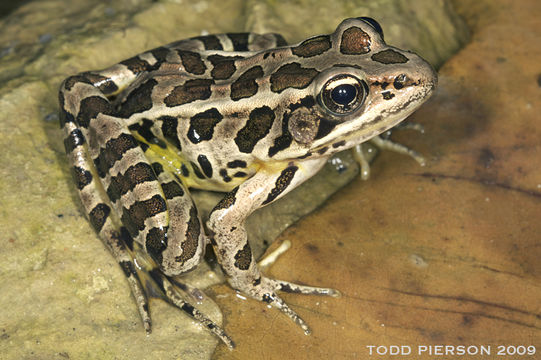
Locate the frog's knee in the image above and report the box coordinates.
[158,207,207,276]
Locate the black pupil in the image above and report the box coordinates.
[331,84,357,106]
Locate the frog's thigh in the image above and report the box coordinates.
[207,158,327,286]
[86,113,204,277]
[62,112,152,331]
[149,167,206,276]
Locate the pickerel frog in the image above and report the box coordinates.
[59,17,437,348]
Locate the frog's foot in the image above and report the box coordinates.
[256,241,340,332]
[133,246,234,349]
[353,122,426,180]
[146,268,235,349]
[257,240,340,296]
[235,276,340,335]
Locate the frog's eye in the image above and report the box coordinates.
[357,17,384,40]
[319,75,367,115]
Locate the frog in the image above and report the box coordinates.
[59,17,437,348]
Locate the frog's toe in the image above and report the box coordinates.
[138,266,235,349]
[241,276,339,334]
[369,124,427,166]
[260,291,312,335]
[257,240,291,270]
[161,276,235,349]
[352,128,426,180]
[257,242,340,298]
[276,279,341,297]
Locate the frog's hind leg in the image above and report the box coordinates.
[166,31,287,53]
[59,83,153,332]
[60,77,232,347]
[133,147,235,349]
[133,259,235,349]
[159,275,235,349]
[106,227,153,332]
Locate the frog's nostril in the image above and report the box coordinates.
[393,74,407,90]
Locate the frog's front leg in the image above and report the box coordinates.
[353,122,426,180]
[208,158,339,334]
